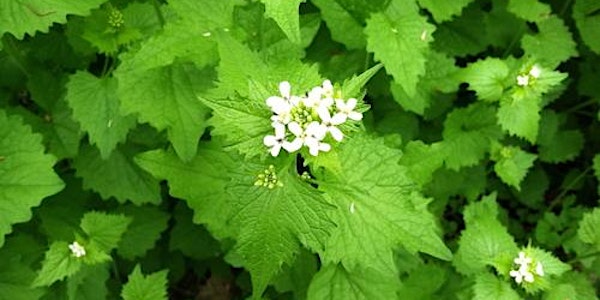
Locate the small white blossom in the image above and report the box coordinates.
[334,98,363,122]
[68,241,86,258]
[529,65,542,78]
[263,123,287,157]
[514,251,532,265]
[535,262,544,276]
[318,106,344,142]
[516,75,530,86]
[509,251,543,285]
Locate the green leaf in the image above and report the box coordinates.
[116,205,170,260]
[491,144,537,190]
[32,241,83,287]
[521,16,578,68]
[0,111,64,246]
[320,134,451,274]
[396,264,448,298]
[306,263,399,300]
[573,0,600,54]
[454,193,519,275]
[507,0,550,22]
[66,71,136,159]
[497,95,540,143]
[260,0,304,44]
[391,51,460,114]
[417,0,475,22]
[168,203,221,260]
[537,110,584,163]
[0,257,45,300]
[398,141,445,187]
[66,264,110,300]
[0,0,106,39]
[341,64,383,100]
[135,145,236,240]
[441,103,503,170]
[312,0,366,49]
[227,161,335,296]
[121,265,168,300]
[365,0,436,97]
[460,58,510,102]
[578,208,600,251]
[432,4,489,56]
[73,144,162,205]
[426,165,487,202]
[473,273,520,300]
[115,62,213,162]
[80,211,131,253]
[273,248,317,299]
[594,154,600,196]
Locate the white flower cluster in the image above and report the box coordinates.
[68,241,86,258]
[517,64,542,87]
[263,80,363,157]
[509,251,544,284]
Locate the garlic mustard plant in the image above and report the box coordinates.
[516,64,542,87]
[509,251,544,284]
[263,80,363,156]
[68,241,86,258]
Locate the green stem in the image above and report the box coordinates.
[559,0,574,17]
[565,99,597,114]
[546,166,592,212]
[567,251,600,264]
[1,34,30,76]
[112,260,121,283]
[152,0,165,28]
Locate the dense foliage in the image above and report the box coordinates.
[1,0,600,299]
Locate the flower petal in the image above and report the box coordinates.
[263,135,277,147]
[319,142,331,152]
[283,139,303,152]
[288,122,303,136]
[273,122,286,138]
[346,98,357,109]
[270,144,282,156]
[329,126,344,141]
[317,106,331,122]
[348,111,363,121]
[279,81,291,99]
[331,113,347,124]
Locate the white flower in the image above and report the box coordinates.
[68,241,86,258]
[509,269,525,284]
[517,74,529,86]
[529,65,541,78]
[288,121,330,156]
[322,80,334,98]
[514,251,532,266]
[334,98,363,122]
[317,106,344,142]
[263,123,287,157]
[303,86,323,108]
[535,262,544,276]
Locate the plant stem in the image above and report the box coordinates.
[567,251,600,264]
[559,0,574,17]
[547,166,592,212]
[152,0,165,28]
[565,98,597,114]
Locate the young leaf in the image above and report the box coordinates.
[0,111,64,247]
[116,205,170,260]
[432,5,489,56]
[507,0,550,22]
[121,265,168,300]
[306,263,399,300]
[365,0,436,97]
[73,144,162,205]
[319,134,452,274]
[115,63,214,162]
[473,273,520,300]
[497,94,540,143]
[227,161,335,297]
[311,0,366,49]
[491,144,537,190]
[453,193,519,275]
[460,58,510,102]
[66,264,110,300]
[537,110,584,163]
[260,0,305,44]
[0,0,106,39]
[66,71,136,159]
[578,208,600,250]
[441,103,503,170]
[80,212,132,253]
[32,241,83,287]
[521,16,578,68]
[417,0,475,22]
[399,141,445,187]
[573,0,600,54]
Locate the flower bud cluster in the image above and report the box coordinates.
[108,9,124,28]
[509,251,544,284]
[254,165,283,189]
[516,64,541,87]
[263,80,363,157]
